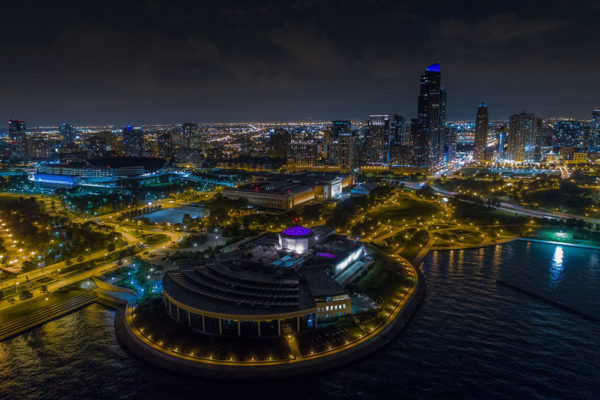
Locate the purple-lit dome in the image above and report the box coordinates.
[281,225,312,237]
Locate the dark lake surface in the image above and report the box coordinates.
[1,240,599,399]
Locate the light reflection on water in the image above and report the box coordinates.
[0,240,599,400]
[551,246,564,286]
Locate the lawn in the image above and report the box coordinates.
[173,234,207,249]
[451,199,531,236]
[372,196,443,225]
[433,229,484,247]
[348,248,412,304]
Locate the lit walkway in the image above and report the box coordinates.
[0,291,98,341]
[122,256,420,367]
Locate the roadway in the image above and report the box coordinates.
[431,186,600,224]
[0,224,184,312]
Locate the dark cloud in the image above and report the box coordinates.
[431,13,569,46]
[0,0,598,125]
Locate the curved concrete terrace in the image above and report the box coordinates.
[115,257,426,379]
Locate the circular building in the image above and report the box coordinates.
[278,225,313,254]
[86,156,168,178]
[163,262,351,337]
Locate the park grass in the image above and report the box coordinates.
[371,196,443,225]
[348,248,412,304]
[140,233,169,245]
[399,245,422,263]
[173,234,207,249]
[434,229,484,247]
[459,167,491,176]
[451,200,532,237]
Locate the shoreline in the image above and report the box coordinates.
[114,260,426,380]
[515,237,600,250]
[413,236,517,266]
[411,235,600,271]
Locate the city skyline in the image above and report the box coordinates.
[1,1,599,125]
[1,2,599,398]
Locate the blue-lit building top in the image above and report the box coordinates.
[425,63,440,72]
[32,174,78,186]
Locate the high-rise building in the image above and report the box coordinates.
[553,120,585,147]
[158,132,175,160]
[391,114,408,145]
[87,135,107,158]
[440,87,447,126]
[507,112,542,162]
[8,119,26,160]
[326,120,351,166]
[410,63,444,170]
[364,115,390,164]
[122,125,145,157]
[181,123,200,147]
[590,107,600,151]
[269,128,290,159]
[331,120,351,137]
[59,123,74,145]
[473,103,489,161]
[287,134,318,167]
[8,119,26,139]
[338,132,358,170]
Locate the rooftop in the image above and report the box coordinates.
[281,225,312,237]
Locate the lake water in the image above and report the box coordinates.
[1,240,598,399]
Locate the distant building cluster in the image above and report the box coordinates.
[1,62,599,171]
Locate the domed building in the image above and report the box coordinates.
[277,225,335,255]
[162,224,368,337]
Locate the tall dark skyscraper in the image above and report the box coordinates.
[60,123,74,145]
[8,119,26,139]
[8,119,26,160]
[440,87,447,126]
[553,120,585,147]
[391,114,407,145]
[338,132,358,171]
[87,135,107,158]
[158,132,175,160]
[364,115,390,165]
[410,63,444,171]
[326,120,351,165]
[269,128,290,159]
[331,120,351,137]
[507,112,542,162]
[591,107,600,151]
[122,125,145,157]
[287,133,318,167]
[473,103,489,161]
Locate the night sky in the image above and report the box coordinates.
[1,0,599,125]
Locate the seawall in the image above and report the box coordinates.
[114,265,426,380]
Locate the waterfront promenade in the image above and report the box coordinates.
[0,292,98,341]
